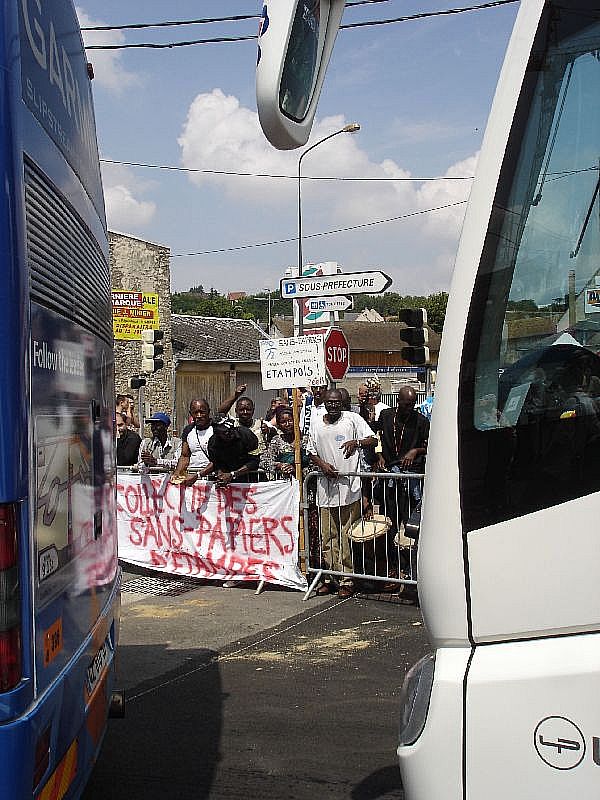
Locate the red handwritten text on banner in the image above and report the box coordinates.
[116,474,306,590]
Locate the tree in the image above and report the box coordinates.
[507,299,538,312]
[171,286,450,331]
[345,291,447,332]
[423,292,448,333]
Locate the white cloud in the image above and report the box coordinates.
[104,185,156,229]
[101,163,156,230]
[77,7,140,92]
[176,89,477,293]
[178,89,295,193]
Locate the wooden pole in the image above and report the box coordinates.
[292,387,306,573]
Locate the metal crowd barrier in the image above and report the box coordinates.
[302,469,423,601]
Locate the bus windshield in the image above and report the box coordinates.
[459,2,600,529]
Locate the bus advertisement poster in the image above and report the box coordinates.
[112,291,159,340]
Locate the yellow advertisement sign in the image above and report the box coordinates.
[112,291,159,340]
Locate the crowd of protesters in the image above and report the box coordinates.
[115,379,430,598]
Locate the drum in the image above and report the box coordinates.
[347,514,392,542]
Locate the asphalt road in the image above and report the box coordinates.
[84,573,429,800]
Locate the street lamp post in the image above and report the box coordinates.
[263,287,272,334]
[296,122,360,337]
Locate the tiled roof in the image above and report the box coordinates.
[505,316,556,340]
[172,315,268,362]
[273,319,441,353]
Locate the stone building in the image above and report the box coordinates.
[109,231,173,424]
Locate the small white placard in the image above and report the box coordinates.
[260,335,326,389]
[584,287,600,314]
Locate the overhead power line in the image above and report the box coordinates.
[101,158,594,183]
[79,1,392,32]
[81,13,258,32]
[100,157,474,182]
[341,0,517,29]
[171,200,467,258]
[84,0,518,50]
[85,34,255,49]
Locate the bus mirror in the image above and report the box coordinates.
[256,0,345,150]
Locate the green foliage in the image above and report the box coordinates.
[423,292,449,333]
[507,299,538,311]
[172,291,245,319]
[171,287,449,332]
[350,291,448,333]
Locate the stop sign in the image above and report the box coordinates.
[324,328,350,381]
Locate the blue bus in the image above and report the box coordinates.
[0,1,120,797]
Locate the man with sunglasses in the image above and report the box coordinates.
[308,389,376,598]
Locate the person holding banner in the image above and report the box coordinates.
[307,389,377,598]
[138,412,182,471]
[171,398,215,484]
[208,416,260,486]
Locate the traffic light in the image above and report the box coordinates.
[399,308,429,364]
[141,329,165,373]
[128,375,147,390]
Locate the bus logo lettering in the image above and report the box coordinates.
[534,717,586,770]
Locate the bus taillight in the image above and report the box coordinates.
[0,629,21,691]
[0,505,21,691]
[0,505,17,570]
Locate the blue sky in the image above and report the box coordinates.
[78,1,519,295]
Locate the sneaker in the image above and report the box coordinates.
[223,579,241,588]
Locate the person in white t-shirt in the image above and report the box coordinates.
[171,398,214,484]
[308,389,377,598]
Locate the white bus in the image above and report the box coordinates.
[257,0,600,796]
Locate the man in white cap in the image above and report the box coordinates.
[138,412,182,471]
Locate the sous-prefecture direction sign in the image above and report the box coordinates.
[281,270,392,299]
[260,335,326,389]
[112,291,159,340]
[306,296,352,313]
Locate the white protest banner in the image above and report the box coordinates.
[259,335,326,389]
[116,473,307,591]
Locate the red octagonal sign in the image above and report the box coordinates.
[324,328,350,381]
